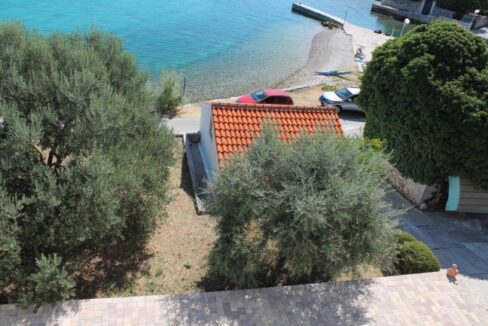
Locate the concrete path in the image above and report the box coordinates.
[2,271,487,326]
[163,117,201,136]
[387,191,488,278]
[344,22,391,62]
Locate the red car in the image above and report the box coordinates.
[237,89,294,105]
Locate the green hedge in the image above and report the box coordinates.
[396,231,417,245]
[359,21,488,189]
[393,232,441,275]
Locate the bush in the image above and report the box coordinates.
[206,126,398,288]
[396,231,417,244]
[359,21,488,189]
[156,72,184,117]
[0,22,174,304]
[393,232,441,274]
[19,255,75,306]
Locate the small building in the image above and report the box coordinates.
[446,177,488,214]
[197,102,343,180]
[185,102,343,212]
[372,0,488,30]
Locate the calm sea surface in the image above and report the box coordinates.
[0,0,407,100]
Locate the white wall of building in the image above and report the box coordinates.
[198,103,219,181]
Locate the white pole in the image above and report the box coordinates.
[471,9,480,30]
[401,18,410,37]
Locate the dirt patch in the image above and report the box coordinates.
[288,74,361,107]
[105,144,217,297]
[177,103,201,118]
[334,265,383,282]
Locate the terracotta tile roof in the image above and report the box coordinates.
[211,103,343,167]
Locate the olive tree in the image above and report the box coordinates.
[205,126,397,288]
[0,22,174,304]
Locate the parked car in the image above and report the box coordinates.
[237,89,294,105]
[319,87,361,112]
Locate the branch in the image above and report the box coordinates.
[32,145,45,164]
[47,149,55,167]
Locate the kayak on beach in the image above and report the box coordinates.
[315,70,353,76]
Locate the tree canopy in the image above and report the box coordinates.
[359,21,488,189]
[205,127,397,288]
[0,22,174,304]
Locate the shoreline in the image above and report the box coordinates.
[179,20,391,114]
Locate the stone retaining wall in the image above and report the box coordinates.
[381,0,422,13]
[388,166,438,206]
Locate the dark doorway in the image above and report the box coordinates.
[422,0,435,15]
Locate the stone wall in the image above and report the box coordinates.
[388,166,438,206]
[431,7,471,22]
[381,0,423,13]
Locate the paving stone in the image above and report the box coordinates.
[435,247,488,274]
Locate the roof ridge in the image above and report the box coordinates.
[212,102,337,113]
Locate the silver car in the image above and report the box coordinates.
[319,87,361,112]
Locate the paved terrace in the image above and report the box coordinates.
[388,191,488,278]
[1,271,487,325]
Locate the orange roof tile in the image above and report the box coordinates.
[211,103,344,168]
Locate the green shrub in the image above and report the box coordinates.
[19,255,75,307]
[394,232,441,274]
[156,72,184,117]
[396,231,417,244]
[362,138,386,152]
[206,126,398,288]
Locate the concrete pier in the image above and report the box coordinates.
[292,2,344,27]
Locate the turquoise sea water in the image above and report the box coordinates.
[0,0,407,100]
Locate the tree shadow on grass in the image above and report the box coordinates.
[180,153,195,198]
[74,243,153,299]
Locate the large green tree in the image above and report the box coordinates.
[359,21,488,189]
[0,22,174,304]
[205,127,397,288]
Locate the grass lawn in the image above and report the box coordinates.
[103,143,217,297]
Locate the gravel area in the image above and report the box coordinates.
[276,27,357,89]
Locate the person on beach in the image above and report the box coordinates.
[447,264,459,285]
